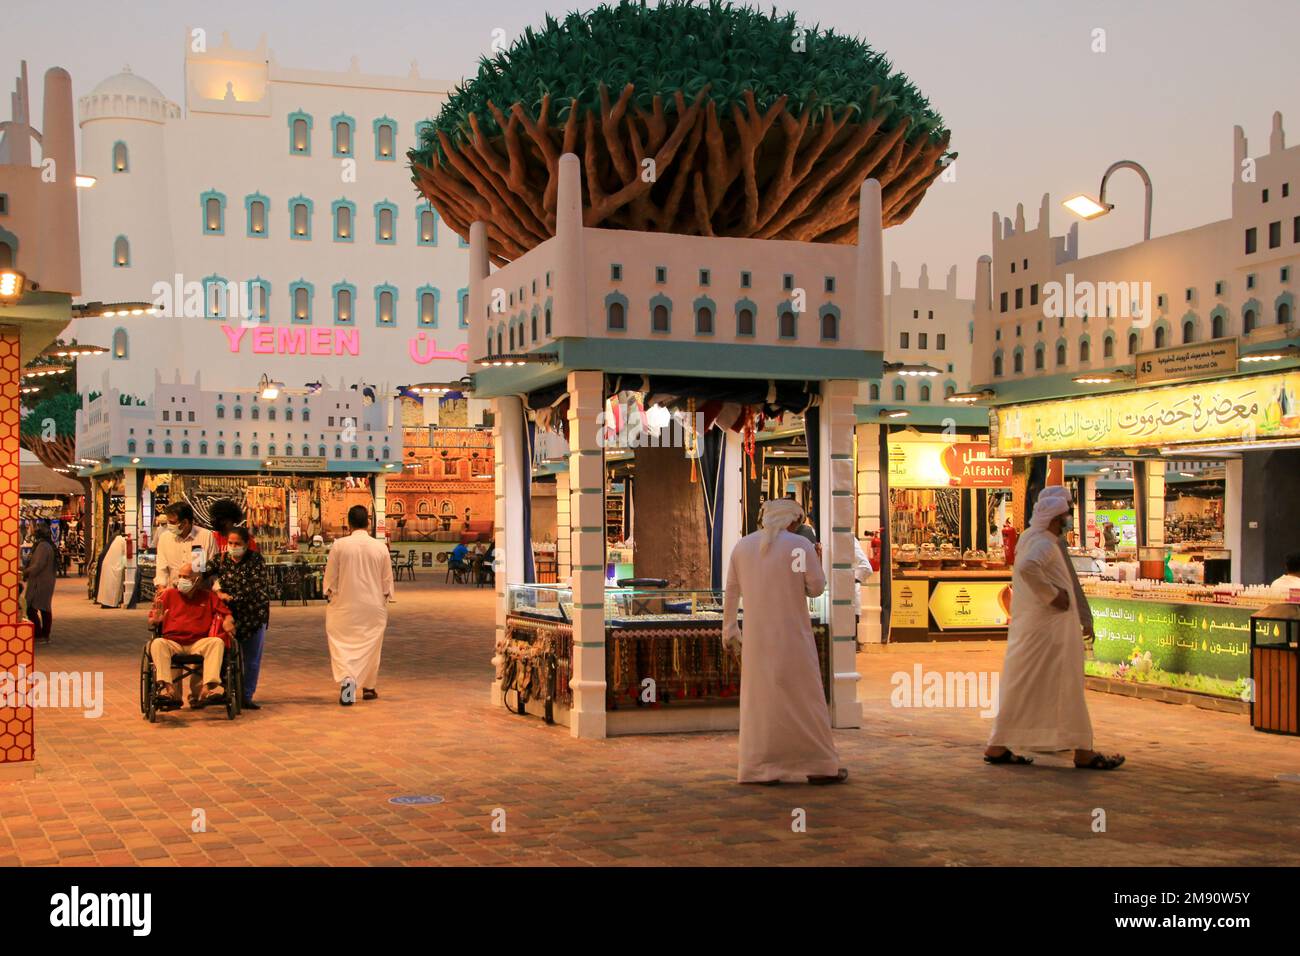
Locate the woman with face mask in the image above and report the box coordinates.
[213,527,272,709]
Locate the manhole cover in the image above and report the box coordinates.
[389,795,445,805]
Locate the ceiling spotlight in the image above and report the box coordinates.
[946,389,996,404]
[878,408,910,419]
[71,301,159,318]
[75,174,97,188]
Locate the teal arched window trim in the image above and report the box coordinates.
[374,283,399,327]
[112,140,129,173]
[458,288,470,328]
[331,198,357,243]
[373,116,397,161]
[244,192,270,238]
[331,113,355,157]
[1274,291,1295,324]
[776,299,798,340]
[113,234,130,268]
[818,302,841,341]
[288,195,314,240]
[290,279,314,325]
[202,274,230,319]
[288,110,313,155]
[332,280,357,325]
[247,277,271,323]
[416,202,438,246]
[112,327,129,360]
[416,285,440,327]
[648,293,672,334]
[693,295,717,336]
[374,200,398,244]
[605,291,630,332]
[200,188,226,235]
[735,297,758,337]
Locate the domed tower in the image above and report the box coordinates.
[75,66,180,393]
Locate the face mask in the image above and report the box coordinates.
[176,579,195,594]
[228,546,246,559]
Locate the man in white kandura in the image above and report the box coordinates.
[723,497,846,786]
[985,486,1125,770]
[323,505,394,706]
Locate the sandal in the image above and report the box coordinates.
[1075,753,1125,770]
[984,750,1034,765]
[808,768,849,785]
[199,685,226,705]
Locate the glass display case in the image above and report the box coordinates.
[504,583,827,625]
[499,584,831,719]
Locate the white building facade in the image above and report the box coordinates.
[70,31,476,412]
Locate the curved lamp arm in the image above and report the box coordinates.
[1098,160,1153,241]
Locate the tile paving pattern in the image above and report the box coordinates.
[2,577,1298,866]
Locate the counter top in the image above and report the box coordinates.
[893,568,1012,580]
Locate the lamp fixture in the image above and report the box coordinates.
[1062,160,1154,241]
[475,352,559,367]
[1073,370,1135,385]
[884,361,942,377]
[0,268,26,299]
[258,373,285,400]
[71,301,160,318]
[42,343,109,359]
[75,174,97,188]
[22,365,71,379]
[878,408,910,419]
[946,389,997,404]
[1240,345,1300,363]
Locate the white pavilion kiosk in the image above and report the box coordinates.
[470,154,885,738]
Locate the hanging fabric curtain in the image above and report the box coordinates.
[803,404,821,538]
[699,427,726,590]
[522,411,536,583]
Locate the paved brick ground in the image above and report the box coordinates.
[1,575,1298,866]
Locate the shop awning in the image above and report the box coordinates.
[20,459,84,496]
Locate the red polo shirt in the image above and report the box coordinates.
[151,587,232,648]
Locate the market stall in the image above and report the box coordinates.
[883,432,1014,641]
[501,584,831,732]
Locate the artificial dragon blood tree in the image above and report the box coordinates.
[409,0,953,264]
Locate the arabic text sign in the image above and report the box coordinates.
[887,439,1011,488]
[890,580,929,629]
[264,456,327,471]
[994,370,1300,456]
[929,581,1011,630]
[1136,337,1238,386]
[1088,596,1251,683]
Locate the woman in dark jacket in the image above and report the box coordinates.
[22,523,57,643]
[213,527,272,709]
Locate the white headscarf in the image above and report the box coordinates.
[1030,486,1071,531]
[758,498,804,553]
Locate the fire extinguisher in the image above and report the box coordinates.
[1001,521,1019,567]
[869,529,883,570]
[126,534,134,561]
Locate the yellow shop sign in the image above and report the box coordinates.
[993,370,1300,456]
[929,581,1012,630]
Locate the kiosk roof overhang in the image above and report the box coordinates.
[470,338,883,399]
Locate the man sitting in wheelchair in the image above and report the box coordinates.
[147,562,236,708]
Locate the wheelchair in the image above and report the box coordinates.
[139,625,244,722]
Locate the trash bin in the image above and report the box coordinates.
[1250,603,1300,736]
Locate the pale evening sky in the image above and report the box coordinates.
[4,0,1298,296]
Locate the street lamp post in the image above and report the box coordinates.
[1062,160,1154,241]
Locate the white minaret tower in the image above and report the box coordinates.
[74,66,181,395]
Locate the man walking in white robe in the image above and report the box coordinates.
[723,498,846,785]
[95,527,127,608]
[324,505,393,705]
[985,486,1125,770]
